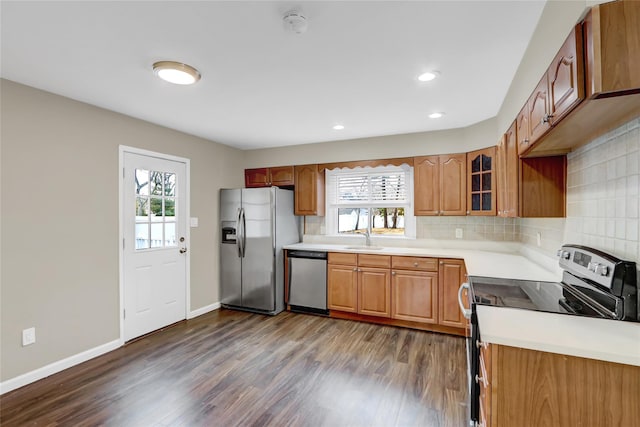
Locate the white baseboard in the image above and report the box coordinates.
[188,301,220,319]
[0,339,122,395]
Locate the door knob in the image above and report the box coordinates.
[179,248,188,254]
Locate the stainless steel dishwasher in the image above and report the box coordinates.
[287,250,328,315]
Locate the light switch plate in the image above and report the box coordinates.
[22,327,36,346]
[455,228,463,239]
[190,217,199,227]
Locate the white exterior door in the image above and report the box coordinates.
[122,150,188,341]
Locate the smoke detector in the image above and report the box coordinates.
[283,10,308,34]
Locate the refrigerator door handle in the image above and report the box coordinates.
[240,207,247,258]
[236,207,242,258]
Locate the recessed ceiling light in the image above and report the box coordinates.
[333,124,345,130]
[428,112,445,119]
[418,71,440,82]
[153,61,201,85]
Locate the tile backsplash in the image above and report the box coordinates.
[304,117,640,263]
[561,117,639,262]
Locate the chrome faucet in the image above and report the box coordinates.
[364,228,371,247]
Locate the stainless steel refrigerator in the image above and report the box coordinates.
[220,187,301,315]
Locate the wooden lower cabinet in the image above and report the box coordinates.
[328,252,466,335]
[327,263,357,313]
[480,344,640,427]
[391,270,437,323]
[327,253,390,317]
[358,267,391,317]
[438,259,468,328]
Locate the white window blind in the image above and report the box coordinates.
[335,170,408,206]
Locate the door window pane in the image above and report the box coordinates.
[482,173,491,191]
[165,223,176,246]
[135,223,150,249]
[134,169,179,250]
[135,169,149,195]
[164,173,176,196]
[150,223,163,248]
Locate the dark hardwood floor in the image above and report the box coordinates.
[0,309,468,426]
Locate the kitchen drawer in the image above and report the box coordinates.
[391,256,438,271]
[358,254,391,268]
[328,252,357,265]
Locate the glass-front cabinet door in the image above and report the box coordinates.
[467,147,496,216]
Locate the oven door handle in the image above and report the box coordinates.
[458,282,472,319]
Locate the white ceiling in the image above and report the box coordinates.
[1,1,546,150]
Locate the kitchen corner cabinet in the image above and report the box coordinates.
[467,147,496,216]
[497,121,566,218]
[438,258,467,329]
[479,343,640,426]
[294,164,325,216]
[245,166,294,188]
[414,153,466,216]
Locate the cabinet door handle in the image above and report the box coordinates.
[391,271,396,276]
[413,262,419,267]
[353,267,358,272]
[541,114,553,124]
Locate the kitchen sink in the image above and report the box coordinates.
[344,246,384,250]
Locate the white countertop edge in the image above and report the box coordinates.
[477,305,640,367]
[481,335,640,367]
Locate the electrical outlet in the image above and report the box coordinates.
[536,232,542,247]
[455,228,463,239]
[22,327,36,346]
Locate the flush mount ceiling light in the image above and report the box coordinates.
[153,61,201,85]
[333,124,345,130]
[418,71,440,82]
[428,112,445,119]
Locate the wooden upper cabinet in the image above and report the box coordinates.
[414,156,440,215]
[585,0,640,98]
[467,147,496,216]
[515,104,531,156]
[548,25,585,125]
[504,122,519,218]
[438,259,467,329]
[245,166,294,188]
[441,154,467,215]
[520,156,566,217]
[269,166,295,187]
[520,1,640,157]
[496,136,508,217]
[245,168,270,188]
[527,75,551,145]
[294,164,325,216]
[415,154,466,216]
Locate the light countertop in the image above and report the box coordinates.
[284,241,640,367]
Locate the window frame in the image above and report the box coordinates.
[325,165,416,238]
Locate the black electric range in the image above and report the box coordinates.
[469,245,638,321]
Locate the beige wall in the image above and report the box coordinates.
[0,79,244,381]
[244,117,498,168]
